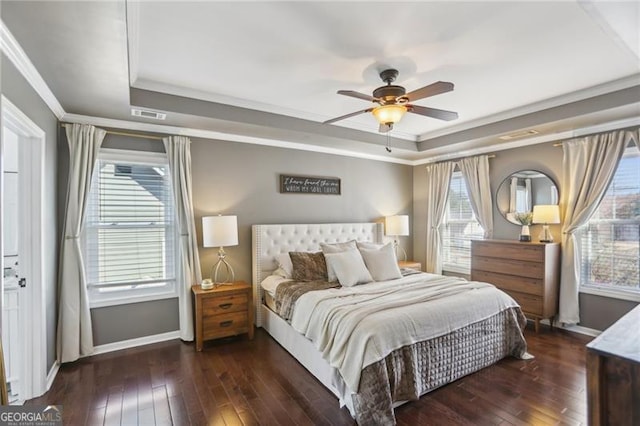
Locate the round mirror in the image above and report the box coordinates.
[496,170,558,225]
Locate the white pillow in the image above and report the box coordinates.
[356,241,384,250]
[274,253,293,278]
[324,250,373,287]
[359,242,402,281]
[320,240,357,282]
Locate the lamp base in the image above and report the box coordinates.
[539,225,554,243]
[210,247,235,286]
[393,239,407,262]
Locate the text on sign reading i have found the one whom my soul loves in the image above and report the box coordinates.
[281,175,340,194]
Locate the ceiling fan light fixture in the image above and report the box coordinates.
[372,104,407,125]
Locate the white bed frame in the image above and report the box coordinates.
[251,223,384,410]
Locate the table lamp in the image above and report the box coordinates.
[202,215,238,288]
[532,205,560,243]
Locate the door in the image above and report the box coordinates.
[2,122,26,403]
[1,97,47,402]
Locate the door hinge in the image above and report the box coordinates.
[18,278,26,288]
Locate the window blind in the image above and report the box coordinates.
[84,158,176,299]
[442,171,484,272]
[580,147,640,292]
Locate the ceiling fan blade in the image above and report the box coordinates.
[379,123,392,133]
[337,90,377,103]
[323,108,373,124]
[408,105,459,121]
[403,81,454,102]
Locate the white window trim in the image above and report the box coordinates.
[579,286,640,303]
[578,146,639,301]
[85,148,179,308]
[441,170,484,275]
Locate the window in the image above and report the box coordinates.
[442,170,485,273]
[84,149,177,306]
[580,146,640,297]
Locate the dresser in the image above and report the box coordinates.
[470,239,560,333]
[192,281,254,351]
[586,304,640,426]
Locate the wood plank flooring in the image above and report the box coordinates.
[28,324,593,425]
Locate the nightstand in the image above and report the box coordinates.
[192,281,254,351]
[398,260,422,271]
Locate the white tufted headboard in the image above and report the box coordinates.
[252,223,384,326]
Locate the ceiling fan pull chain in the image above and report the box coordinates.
[386,132,392,153]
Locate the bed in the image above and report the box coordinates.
[252,223,529,425]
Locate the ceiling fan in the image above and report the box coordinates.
[324,69,458,133]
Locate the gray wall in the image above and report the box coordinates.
[88,136,413,345]
[1,54,58,370]
[413,140,638,331]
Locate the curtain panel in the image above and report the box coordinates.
[558,130,631,324]
[424,161,455,274]
[57,123,105,363]
[458,155,494,239]
[163,136,202,341]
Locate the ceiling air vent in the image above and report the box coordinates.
[131,108,166,120]
[498,129,539,140]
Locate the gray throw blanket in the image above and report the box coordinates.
[274,279,339,321]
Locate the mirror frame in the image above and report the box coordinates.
[496,170,559,225]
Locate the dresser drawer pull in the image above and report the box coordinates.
[218,303,233,309]
[219,320,233,327]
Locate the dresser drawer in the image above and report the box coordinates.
[471,270,543,296]
[472,241,544,263]
[506,290,543,316]
[203,311,249,340]
[203,292,248,315]
[471,256,544,279]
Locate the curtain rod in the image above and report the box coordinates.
[60,123,164,140]
[552,125,639,147]
[429,154,496,165]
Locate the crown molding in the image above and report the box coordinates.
[131,77,419,142]
[415,115,640,165]
[62,113,416,165]
[419,74,640,142]
[5,14,636,168]
[0,19,65,119]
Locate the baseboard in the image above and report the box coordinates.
[92,330,182,356]
[46,362,60,392]
[557,323,601,337]
[536,318,602,337]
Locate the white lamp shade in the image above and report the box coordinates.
[532,205,560,224]
[385,215,410,236]
[202,215,238,247]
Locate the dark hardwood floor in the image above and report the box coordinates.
[28,324,593,425]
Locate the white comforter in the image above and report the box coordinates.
[290,272,519,396]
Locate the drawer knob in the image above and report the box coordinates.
[219,303,233,309]
[220,320,233,327]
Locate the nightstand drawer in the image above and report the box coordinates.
[203,293,248,315]
[471,270,543,296]
[507,290,543,316]
[203,311,249,339]
[192,281,254,351]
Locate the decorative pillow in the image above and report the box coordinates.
[356,241,384,250]
[289,251,328,281]
[274,253,294,278]
[324,250,373,287]
[320,240,358,282]
[359,242,402,281]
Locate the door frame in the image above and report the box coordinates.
[1,95,47,400]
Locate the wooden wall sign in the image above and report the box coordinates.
[280,174,341,195]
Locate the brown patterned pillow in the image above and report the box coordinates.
[289,251,328,281]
